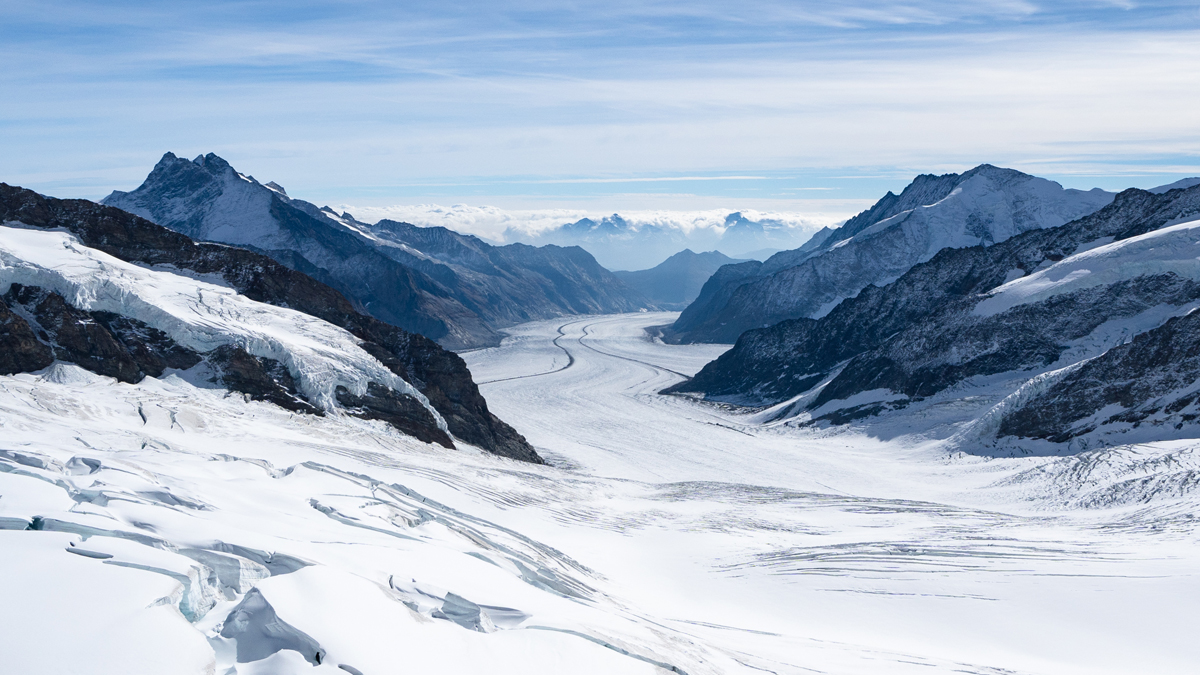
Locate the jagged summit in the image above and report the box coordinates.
[668,182,1200,449]
[666,164,1115,344]
[103,152,648,350]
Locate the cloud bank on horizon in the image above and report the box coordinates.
[340,203,843,269]
[2,0,1199,209]
[342,203,840,241]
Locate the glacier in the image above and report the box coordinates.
[2,222,1199,673]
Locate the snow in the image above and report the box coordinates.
[3,295,1200,672]
[975,216,1200,317]
[0,226,441,423]
[852,170,1113,261]
[1150,177,1200,194]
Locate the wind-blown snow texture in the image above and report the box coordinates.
[103,153,648,350]
[668,165,1114,344]
[4,311,1199,674]
[671,181,1200,449]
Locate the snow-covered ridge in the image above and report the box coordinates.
[0,226,443,427]
[850,169,1114,258]
[976,216,1200,317]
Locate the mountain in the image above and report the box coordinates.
[1151,177,1200,193]
[666,165,1115,344]
[506,211,818,271]
[612,249,749,309]
[666,181,1200,449]
[1,183,539,462]
[102,153,647,350]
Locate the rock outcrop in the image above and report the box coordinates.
[1,183,538,462]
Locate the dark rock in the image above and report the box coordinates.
[336,382,453,448]
[1,283,203,383]
[207,345,321,415]
[0,296,54,374]
[4,284,144,383]
[92,311,203,375]
[1000,310,1200,441]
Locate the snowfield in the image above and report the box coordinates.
[3,309,1200,674]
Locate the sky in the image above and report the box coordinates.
[3,0,1200,228]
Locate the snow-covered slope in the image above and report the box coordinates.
[104,154,648,349]
[0,227,436,417]
[670,182,1200,449]
[1,183,537,461]
[668,165,1114,343]
[976,216,1200,317]
[6,310,1200,675]
[0,366,746,675]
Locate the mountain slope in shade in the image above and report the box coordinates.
[1,183,539,462]
[356,218,649,322]
[667,182,1200,450]
[667,165,1115,344]
[103,153,647,350]
[612,249,749,310]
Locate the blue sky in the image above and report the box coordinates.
[2,0,1200,216]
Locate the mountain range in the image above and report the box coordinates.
[505,211,816,271]
[103,153,649,350]
[0,183,539,462]
[665,165,1116,344]
[667,180,1200,450]
[612,249,748,309]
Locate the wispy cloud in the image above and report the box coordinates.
[2,0,1198,207]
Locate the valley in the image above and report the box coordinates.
[3,311,1199,674]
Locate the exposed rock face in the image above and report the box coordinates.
[667,165,1115,344]
[1,183,539,462]
[207,345,321,416]
[668,182,1200,446]
[102,153,646,349]
[336,382,453,449]
[999,307,1200,442]
[2,284,202,383]
[0,296,54,374]
[613,249,750,310]
[1,284,321,417]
